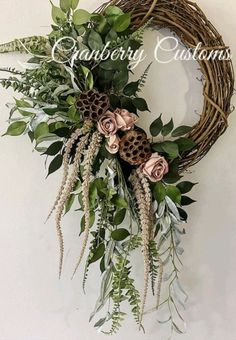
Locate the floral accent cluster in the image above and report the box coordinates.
[98,109,169,182]
[97,108,138,153]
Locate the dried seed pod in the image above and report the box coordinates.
[119,130,152,165]
[77,90,110,121]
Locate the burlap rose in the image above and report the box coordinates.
[97,111,118,136]
[140,152,169,182]
[114,108,138,131]
[105,135,120,154]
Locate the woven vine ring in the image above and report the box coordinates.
[99,0,234,171]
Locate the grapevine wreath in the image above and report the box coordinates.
[0,0,234,336]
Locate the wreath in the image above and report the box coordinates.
[0,0,234,336]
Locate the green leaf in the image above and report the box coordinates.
[60,0,70,12]
[89,182,98,208]
[133,98,149,111]
[153,182,166,203]
[73,9,91,25]
[70,0,79,10]
[54,127,70,137]
[123,81,139,97]
[162,118,174,136]
[65,194,75,214]
[35,133,58,147]
[113,70,129,91]
[34,122,49,140]
[109,94,120,109]
[68,106,80,122]
[47,154,63,177]
[162,141,179,159]
[150,115,163,137]
[81,65,94,90]
[105,6,123,17]
[90,243,105,264]
[172,125,192,137]
[152,143,164,153]
[80,212,95,234]
[163,172,181,184]
[114,208,126,225]
[43,107,65,116]
[178,207,188,221]
[121,96,137,114]
[15,98,32,117]
[88,30,103,51]
[50,1,66,24]
[43,141,63,156]
[176,181,197,194]
[111,228,130,241]
[105,29,118,44]
[181,196,196,206]
[113,13,131,32]
[176,138,196,152]
[100,59,128,71]
[96,17,109,35]
[3,121,26,136]
[166,185,181,204]
[111,195,128,208]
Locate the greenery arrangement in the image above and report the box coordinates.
[0,0,232,337]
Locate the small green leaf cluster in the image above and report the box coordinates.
[107,255,142,334]
[152,180,197,226]
[150,115,196,160]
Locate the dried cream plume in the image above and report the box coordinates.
[72,131,102,278]
[137,169,154,239]
[129,171,150,325]
[55,133,90,279]
[46,127,87,222]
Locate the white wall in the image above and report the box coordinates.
[0,1,236,339]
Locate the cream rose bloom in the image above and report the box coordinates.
[140,152,169,182]
[97,111,118,136]
[105,135,120,154]
[114,108,138,131]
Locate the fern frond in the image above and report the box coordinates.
[149,240,159,295]
[0,77,32,95]
[0,36,48,55]
[0,67,23,75]
[131,18,153,43]
[137,62,153,92]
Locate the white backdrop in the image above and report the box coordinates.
[0,1,236,339]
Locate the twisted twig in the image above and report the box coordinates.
[55,133,90,279]
[72,131,102,278]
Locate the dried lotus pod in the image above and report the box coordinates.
[76,90,110,122]
[119,130,152,165]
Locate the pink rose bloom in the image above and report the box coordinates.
[97,111,118,136]
[105,135,120,154]
[140,152,169,182]
[114,108,138,131]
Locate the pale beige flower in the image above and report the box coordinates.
[105,134,120,154]
[97,111,118,136]
[140,152,169,182]
[114,108,138,131]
